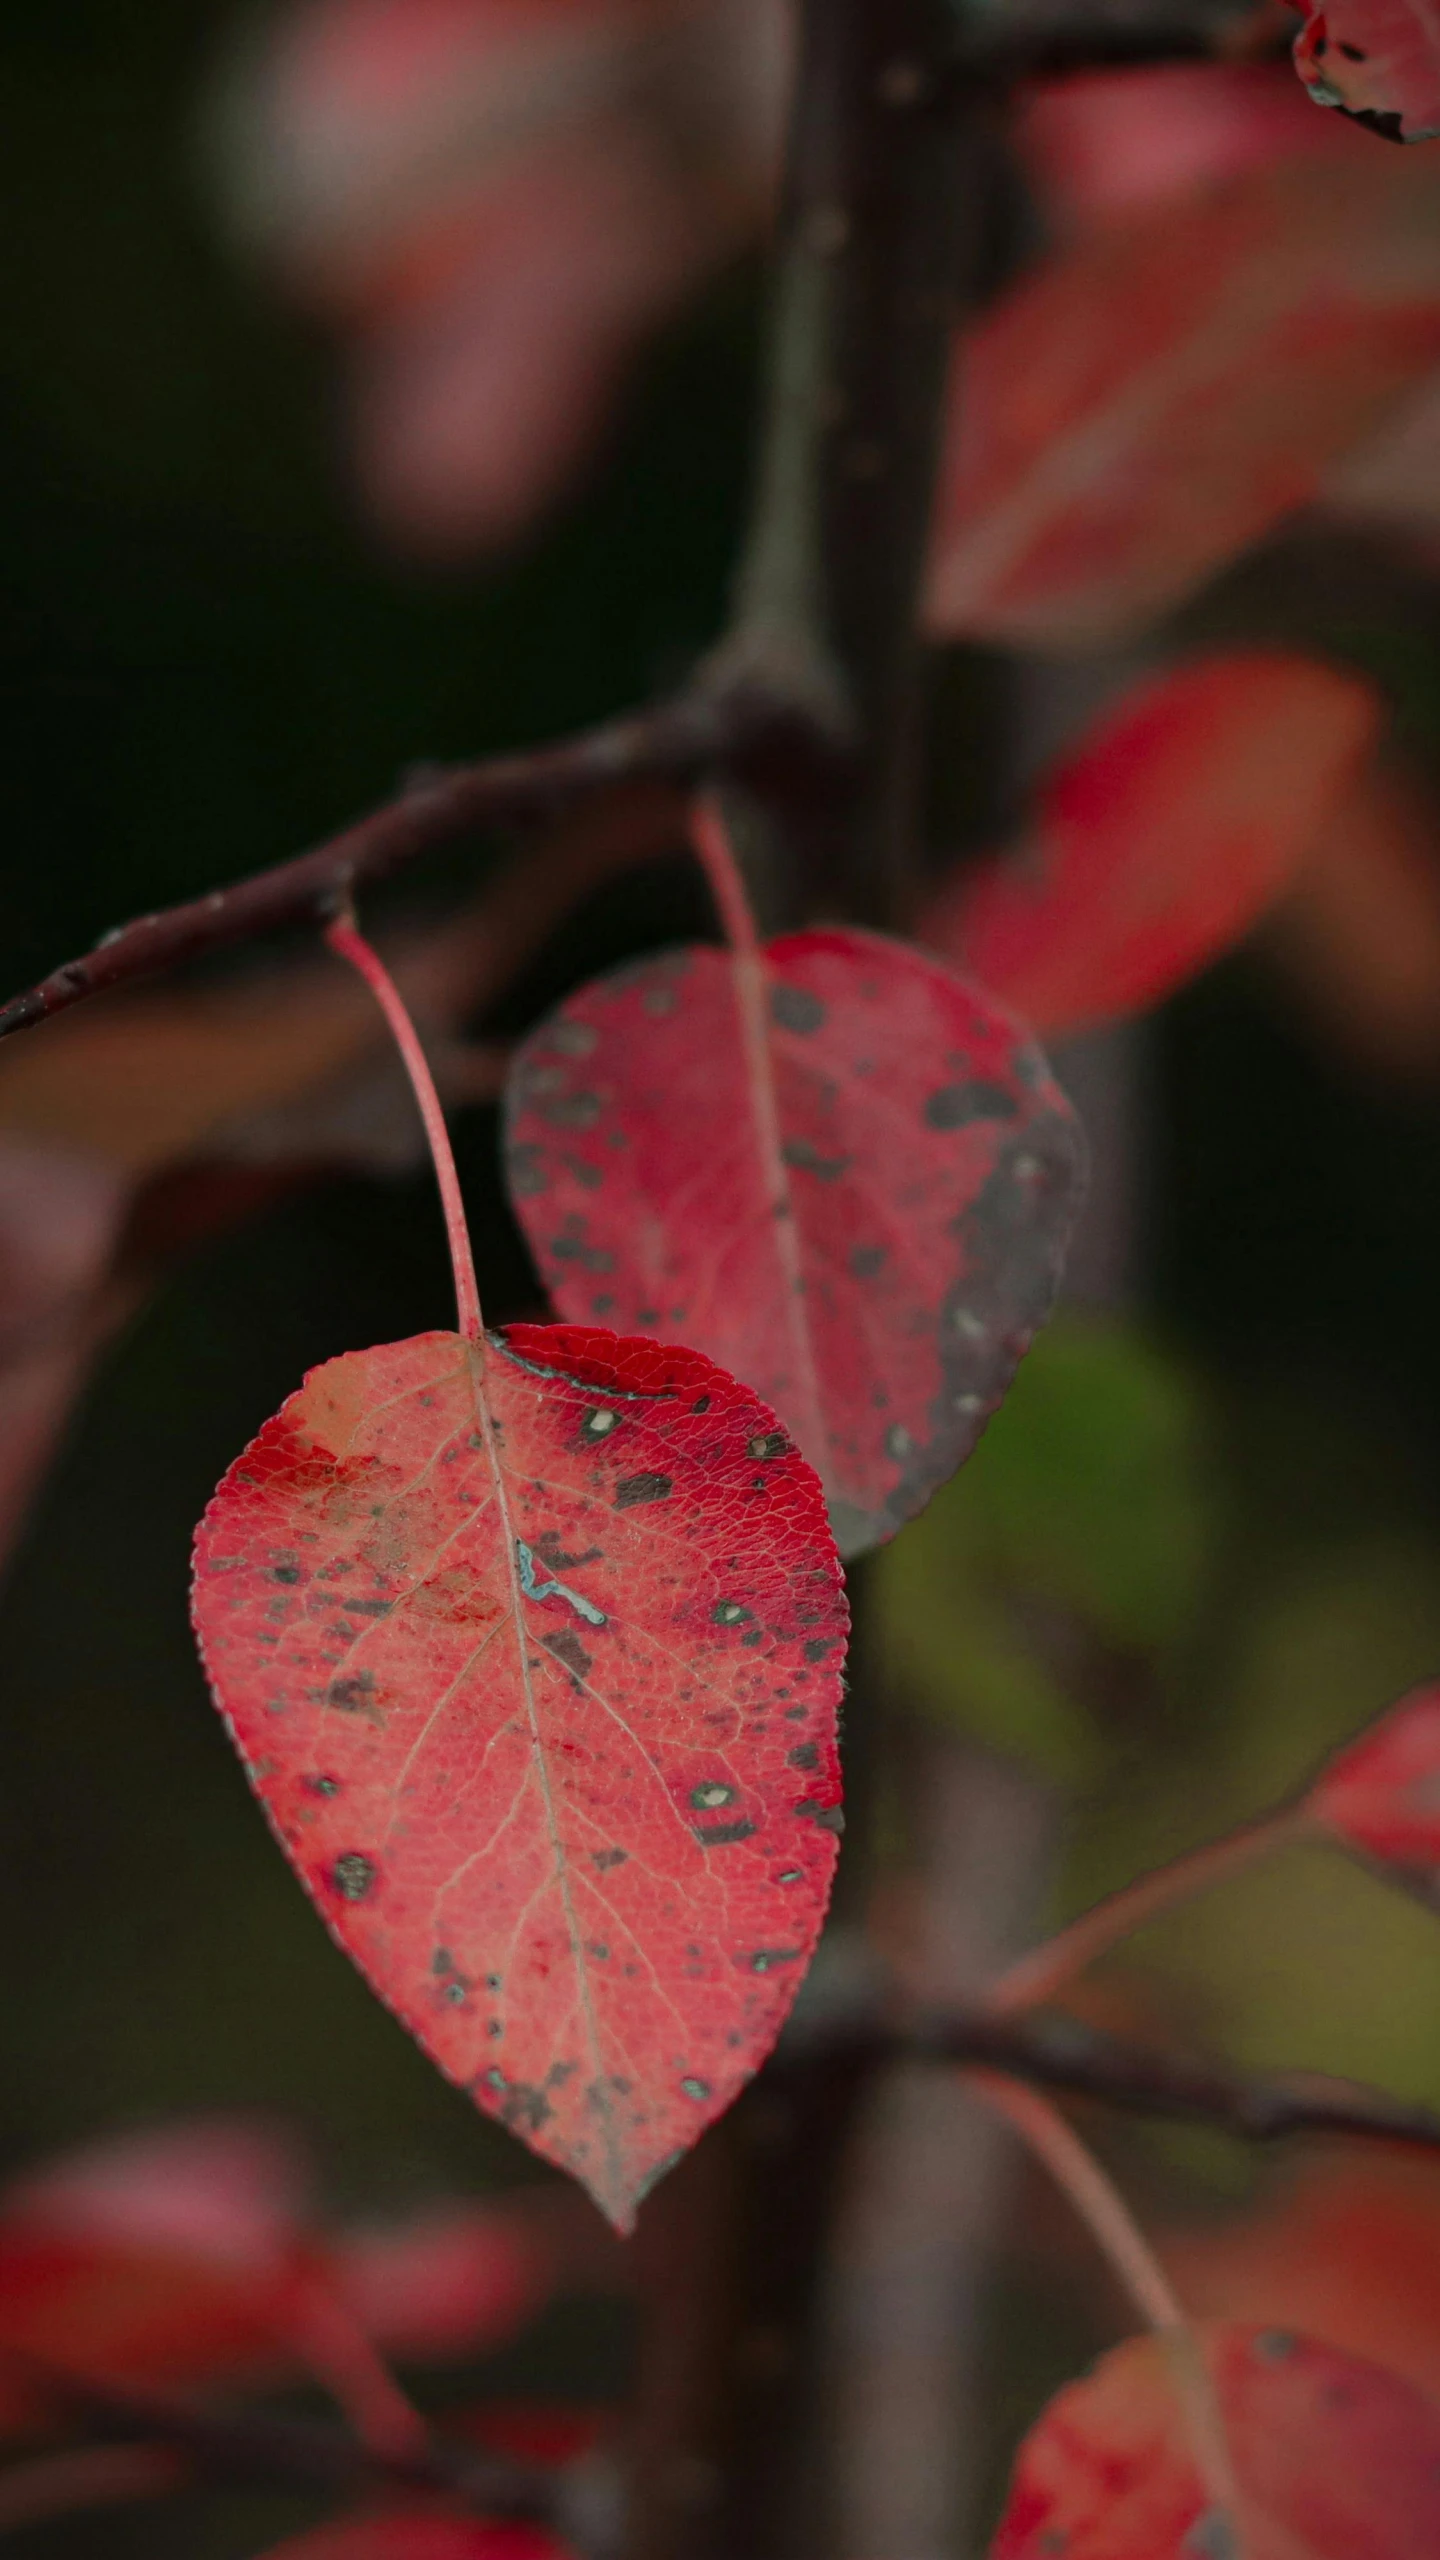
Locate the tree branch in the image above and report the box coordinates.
[0,686,814,1043]
[886,2009,1440,2154]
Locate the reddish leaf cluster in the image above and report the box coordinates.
[0,2117,544,2429]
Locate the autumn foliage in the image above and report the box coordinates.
[8,7,1440,2559]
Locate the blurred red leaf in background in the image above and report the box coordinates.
[1306,1680,1440,1903]
[920,651,1383,1036]
[0,2119,548,2431]
[1163,2156,1440,2409]
[216,0,785,548]
[926,152,1440,651]
[258,2520,575,2560]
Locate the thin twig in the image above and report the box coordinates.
[0,688,791,1043]
[987,1806,1316,2017]
[968,2073,1242,2537]
[12,2362,567,2526]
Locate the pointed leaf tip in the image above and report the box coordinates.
[1308,1679,1440,1906]
[192,1324,845,2231]
[504,929,1085,1560]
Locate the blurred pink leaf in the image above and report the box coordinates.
[0,2118,554,2434]
[256,2523,574,2560]
[216,0,785,549]
[920,651,1383,1034]
[926,152,1440,651]
[1014,63,1360,233]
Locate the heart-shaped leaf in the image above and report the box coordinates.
[1306,1681,1440,1906]
[921,653,1383,1035]
[991,2323,1440,2558]
[927,152,1440,650]
[504,930,1084,1558]
[1294,0,1440,144]
[193,1322,846,2233]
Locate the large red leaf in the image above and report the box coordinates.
[503,930,1084,1558]
[192,1323,846,2232]
[1294,0,1440,145]
[1306,1681,1440,1905]
[926,152,1440,651]
[921,652,1383,1036]
[991,2322,1440,2558]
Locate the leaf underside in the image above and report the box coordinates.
[192,1324,847,2231]
[504,928,1085,1560]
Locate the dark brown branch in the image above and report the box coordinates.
[0,686,816,1044]
[875,2008,1440,2155]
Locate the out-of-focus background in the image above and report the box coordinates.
[7,5,1440,2554]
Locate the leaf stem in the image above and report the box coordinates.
[967,2071,1242,2535]
[689,794,830,1479]
[986,1804,1316,2016]
[324,913,484,1345]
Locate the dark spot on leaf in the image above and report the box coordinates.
[747,1432,788,1460]
[549,1235,615,1273]
[327,1672,377,1713]
[713,1600,753,1626]
[771,983,826,1033]
[741,1628,764,1647]
[542,1627,592,1682]
[782,1137,851,1180]
[750,1948,801,1973]
[777,1868,803,1885]
[787,1742,820,1770]
[1253,2331,1298,2362]
[636,1305,660,1326]
[695,1818,758,1846]
[498,2081,554,2134]
[885,1424,913,1461]
[508,1143,548,1197]
[592,1847,628,1870]
[581,1407,619,1438]
[538,1089,602,1131]
[796,1801,845,1834]
[804,1638,835,1663]
[614,1472,673,1507]
[1182,2515,1238,2560]
[1344,103,1406,136]
[681,2075,711,2100]
[849,1244,885,1279]
[432,1947,455,1974]
[550,1020,597,1058]
[304,1773,340,1797]
[532,1531,602,1572]
[1338,37,1365,55]
[332,1853,376,1901]
[691,1393,711,1412]
[691,1782,736,1809]
[270,1562,301,1585]
[925,1080,1019,1130]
